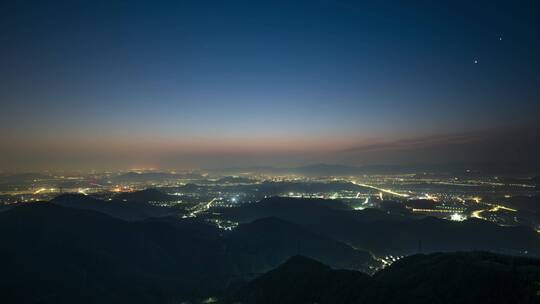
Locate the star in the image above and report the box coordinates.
[474,59,478,64]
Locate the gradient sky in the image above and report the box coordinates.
[1,0,539,171]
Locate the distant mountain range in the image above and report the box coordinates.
[208,163,401,176]
[210,162,540,176]
[108,171,202,183]
[0,173,52,182]
[51,192,176,220]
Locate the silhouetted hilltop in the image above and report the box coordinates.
[230,255,371,304]
[230,252,540,304]
[0,203,386,303]
[366,251,540,303]
[332,215,540,256]
[0,203,228,303]
[51,193,174,220]
[226,217,377,273]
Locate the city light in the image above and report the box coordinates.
[450,213,467,221]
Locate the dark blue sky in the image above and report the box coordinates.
[1,0,539,170]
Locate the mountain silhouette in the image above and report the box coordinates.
[225,217,377,273]
[0,202,383,303]
[230,252,540,304]
[51,193,174,220]
[0,203,228,303]
[230,255,371,304]
[219,197,540,256]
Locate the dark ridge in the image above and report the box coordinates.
[226,216,377,272]
[230,252,540,304]
[51,193,174,221]
[230,255,371,304]
[365,251,540,304]
[219,197,540,256]
[0,203,230,303]
[0,203,382,303]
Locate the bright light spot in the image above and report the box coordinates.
[450,213,467,221]
[33,188,47,194]
[202,297,218,303]
[351,181,409,198]
[471,209,485,219]
[423,193,438,201]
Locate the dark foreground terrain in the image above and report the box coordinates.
[231,253,540,304]
[2,196,540,303]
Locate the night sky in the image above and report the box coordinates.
[1,1,539,171]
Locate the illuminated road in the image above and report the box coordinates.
[351,181,410,198]
[77,188,90,196]
[33,188,48,195]
[471,204,517,220]
[185,197,218,218]
[471,209,486,219]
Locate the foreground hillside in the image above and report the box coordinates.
[0,202,374,303]
[2,196,540,303]
[230,253,540,304]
